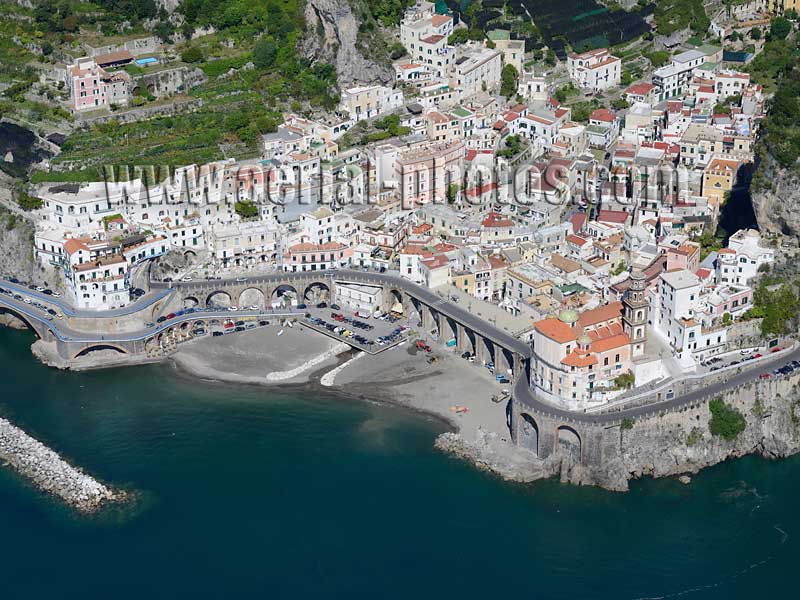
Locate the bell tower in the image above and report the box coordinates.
[622,269,648,358]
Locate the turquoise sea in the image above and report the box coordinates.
[0,328,796,599]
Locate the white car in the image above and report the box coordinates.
[52,291,61,297]
[23,297,32,304]
[35,286,45,292]
[740,348,754,355]
[181,276,193,282]
[248,305,259,311]
[227,306,239,311]
[235,277,247,283]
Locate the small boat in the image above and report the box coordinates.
[277,329,284,336]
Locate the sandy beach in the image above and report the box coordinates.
[170,325,541,480]
[171,323,349,386]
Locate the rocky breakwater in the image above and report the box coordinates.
[0,417,124,513]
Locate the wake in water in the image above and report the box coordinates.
[632,522,789,599]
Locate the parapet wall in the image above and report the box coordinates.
[512,372,800,490]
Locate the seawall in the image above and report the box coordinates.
[0,416,124,512]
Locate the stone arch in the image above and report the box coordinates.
[73,344,127,359]
[463,327,477,354]
[303,282,330,304]
[183,249,197,258]
[556,425,582,463]
[206,290,232,308]
[239,287,266,309]
[444,315,459,343]
[500,347,515,376]
[482,336,496,365]
[0,306,42,338]
[520,413,539,457]
[183,295,199,309]
[388,288,404,311]
[271,284,298,307]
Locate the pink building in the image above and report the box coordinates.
[67,57,131,112]
[395,140,465,208]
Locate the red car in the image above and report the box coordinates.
[754,353,763,359]
[166,313,176,320]
[760,373,772,379]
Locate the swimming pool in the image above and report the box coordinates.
[135,57,158,65]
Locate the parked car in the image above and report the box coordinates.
[213,331,223,337]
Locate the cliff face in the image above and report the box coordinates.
[300,0,394,87]
[439,375,800,492]
[750,150,800,237]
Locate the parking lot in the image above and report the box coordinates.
[302,304,411,353]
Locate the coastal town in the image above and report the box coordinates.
[2,0,800,507]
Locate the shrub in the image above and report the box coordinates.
[708,398,746,440]
[234,200,259,219]
[621,418,634,430]
[181,46,204,63]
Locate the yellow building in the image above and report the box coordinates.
[702,157,740,214]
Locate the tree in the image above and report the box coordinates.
[500,64,518,98]
[446,183,459,204]
[614,372,635,389]
[611,97,630,111]
[253,37,278,69]
[621,417,634,430]
[708,398,746,440]
[180,46,203,63]
[16,192,43,211]
[770,16,792,40]
[234,200,259,219]
[750,26,761,40]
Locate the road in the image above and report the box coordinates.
[162,269,532,357]
[514,345,800,424]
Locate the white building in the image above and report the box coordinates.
[716,229,774,286]
[66,254,130,311]
[452,47,502,97]
[338,85,404,122]
[567,48,621,91]
[652,49,708,102]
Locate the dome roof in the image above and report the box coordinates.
[558,308,579,324]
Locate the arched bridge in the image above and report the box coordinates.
[156,269,532,377]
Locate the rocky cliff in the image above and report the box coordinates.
[750,150,800,238]
[300,0,394,87]
[439,375,800,492]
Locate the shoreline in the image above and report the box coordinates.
[8,323,800,494]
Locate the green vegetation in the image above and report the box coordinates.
[708,398,746,440]
[16,191,43,211]
[570,100,601,122]
[614,372,635,390]
[554,83,579,103]
[685,427,703,446]
[620,417,634,430]
[692,228,725,260]
[446,183,459,204]
[713,94,741,115]
[497,135,524,159]
[181,46,204,64]
[611,98,630,111]
[356,114,411,144]
[234,200,259,219]
[644,50,670,68]
[745,281,799,336]
[770,16,792,40]
[448,28,485,45]
[654,0,709,36]
[500,64,518,98]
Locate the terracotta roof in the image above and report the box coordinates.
[534,317,577,343]
[597,209,629,224]
[64,238,90,255]
[590,332,630,353]
[566,234,589,247]
[561,350,597,367]
[577,301,623,328]
[431,14,451,26]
